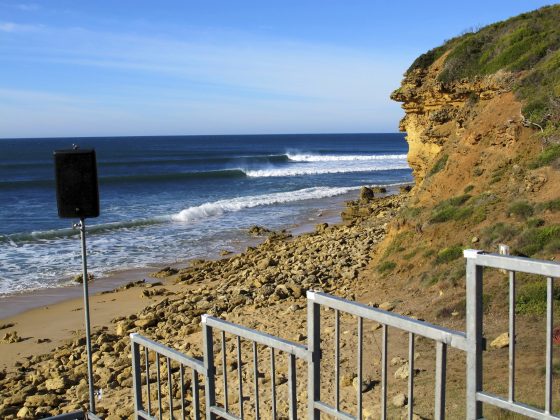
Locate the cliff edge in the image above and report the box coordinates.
[364,5,560,320]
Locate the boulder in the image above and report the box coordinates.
[490,332,509,349]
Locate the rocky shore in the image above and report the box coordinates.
[0,189,407,419]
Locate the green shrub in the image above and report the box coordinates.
[435,245,463,264]
[483,222,520,245]
[537,199,560,212]
[516,280,560,315]
[429,195,473,223]
[464,185,474,193]
[405,5,560,146]
[428,154,449,176]
[423,249,436,258]
[378,261,396,273]
[508,201,534,218]
[403,250,417,260]
[529,144,560,169]
[526,218,545,228]
[384,231,413,256]
[517,224,560,256]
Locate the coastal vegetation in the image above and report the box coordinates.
[408,4,560,143]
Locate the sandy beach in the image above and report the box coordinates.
[0,194,348,371]
[0,188,407,418]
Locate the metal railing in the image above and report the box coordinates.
[131,333,206,419]
[307,291,466,420]
[201,314,310,420]
[464,250,560,420]
[127,251,560,420]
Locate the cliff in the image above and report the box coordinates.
[364,5,560,321]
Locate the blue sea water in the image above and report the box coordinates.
[0,134,411,295]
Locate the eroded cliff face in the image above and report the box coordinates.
[391,55,515,185]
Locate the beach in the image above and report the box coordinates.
[0,188,408,418]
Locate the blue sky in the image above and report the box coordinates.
[0,1,556,138]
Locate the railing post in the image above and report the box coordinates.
[202,315,216,420]
[130,334,142,420]
[464,250,483,420]
[307,291,321,420]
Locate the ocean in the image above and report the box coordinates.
[0,133,411,296]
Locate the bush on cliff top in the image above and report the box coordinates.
[407,5,560,139]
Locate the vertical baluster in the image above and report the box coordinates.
[145,347,152,415]
[202,318,216,420]
[253,342,260,420]
[307,294,320,420]
[357,317,363,420]
[192,370,200,420]
[270,348,277,420]
[179,365,185,420]
[288,354,297,420]
[381,325,388,420]
[237,336,244,419]
[508,271,516,402]
[408,333,414,420]
[221,331,229,411]
[167,357,173,420]
[335,309,340,412]
[131,341,142,418]
[546,277,554,414]
[434,341,447,420]
[156,353,162,420]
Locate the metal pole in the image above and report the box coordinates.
[78,218,96,414]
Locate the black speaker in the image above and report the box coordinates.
[54,149,100,219]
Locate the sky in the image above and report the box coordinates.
[0,1,556,138]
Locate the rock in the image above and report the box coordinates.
[1,331,22,343]
[248,225,271,236]
[151,266,178,278]
[360,186,374,203]
[45,377,68,391]
[353,376,375,393]
[372,187,387,193]
[394,364,413,380]
[390,356,407,367]
[25,394,60,407]
[490,332,509,349]
[399,185,412,193]
[16,406,31,418]
[257,258,277,270]
[315,223,329,232]
[341,374,355,387]
[471,236,479,243]
[134,318,157,329]
[73,273,95,283]
[392,393,408,408]
[379,301,395,311]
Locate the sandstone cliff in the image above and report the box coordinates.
[365,6,560,320]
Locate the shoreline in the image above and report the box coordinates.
[0,192,349,320]
[0,190,355,370]
[0,187,407,417]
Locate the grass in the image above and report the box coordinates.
[377,261,396,274]
[516,278,560,315]
[537,198,560,212]
[428,154,448,176]
[508,201,534,218]
[528,144,560,168]
[516,224,560,256]
[483,222,520,246]
[383,231,413,257]
[405,5,560,142]
[464,185,474,193]
[429,194,473,223]
[435,245,463,264]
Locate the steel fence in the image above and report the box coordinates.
[464,250,560,420]
[131,333,206,419]
[127,251,560,419]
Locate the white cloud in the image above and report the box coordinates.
[0,25,409,136]
[0,21,42,32]
[16,3,40,12]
